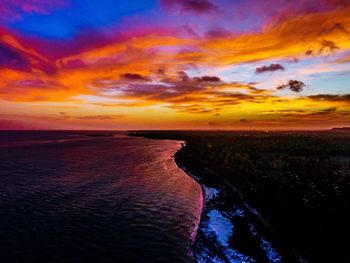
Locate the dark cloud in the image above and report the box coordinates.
[308,94,350,103]
[194,76,221,82]
[255,63,285,74]
[121,73,150,82]
[240,119,251,123]
[277,80,306,92]
[176,71,222,83]
[161,0,218,14]
[305,50,313,56]
[319,40,339,54]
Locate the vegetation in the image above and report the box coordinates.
[129,131,350,263]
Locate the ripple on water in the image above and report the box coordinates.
[0,132,202,263]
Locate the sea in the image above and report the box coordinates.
[0,131,202,263]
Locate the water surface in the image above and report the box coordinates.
[0,131,202,263]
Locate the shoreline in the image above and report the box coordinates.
[172,142,204,258]
[179,158,306,263]
[128,132,307,263]
[173,144,284,263]
[172,143,224,261]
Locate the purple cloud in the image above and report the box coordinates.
[256,64,285,74]
[161,0,218,14]
[277,80,306,92]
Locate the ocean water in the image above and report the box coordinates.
[0,131,202,263]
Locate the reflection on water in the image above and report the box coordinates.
[0,131,202,263]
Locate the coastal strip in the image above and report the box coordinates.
[173,144,284,263]
[128,132,304,263]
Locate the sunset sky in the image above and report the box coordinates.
[0,0,349,130]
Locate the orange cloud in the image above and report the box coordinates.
[0,3,350,129]
[200,6,350,65]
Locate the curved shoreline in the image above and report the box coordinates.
[173,143,277,263]
[172,143,218,261]
[173,142,305,263]
[172,142,204,257]
[128,132,305,263]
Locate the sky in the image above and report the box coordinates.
[0,0,349,130]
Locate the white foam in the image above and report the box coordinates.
[207,209,234,247]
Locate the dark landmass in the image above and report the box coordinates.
[330,127,350,133]
[128,130,350,263]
